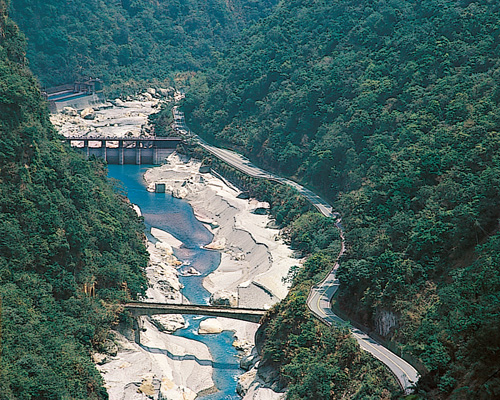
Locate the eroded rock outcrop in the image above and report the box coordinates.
[209,290,238,307]
[151,314,186,334]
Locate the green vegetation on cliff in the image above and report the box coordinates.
[0,4,148,397]
[184,0,500,397]
[260,212,400,399]
[9,0,277,90]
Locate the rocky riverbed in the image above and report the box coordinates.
[144,154,294,400]
[144,154,298,310]
[52,93,290,399]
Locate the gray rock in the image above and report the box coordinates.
[375,309,398,337]
[92,352,108,365]
[62,106,77,116]
[266,220,281,229]
[80,107,95,120]
[240,353,258,371]
[101,338,118,356]
[151,314,186,333]
[198,318,223,334]
[209,290,238,307]
[157,88,172,97]
[236,369,257,396]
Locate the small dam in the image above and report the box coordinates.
[44,79,105,112]
[65,136,182,165]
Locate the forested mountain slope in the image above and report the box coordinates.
[184,0,500,397]
[0,3,148,397]
[9,0,277,89]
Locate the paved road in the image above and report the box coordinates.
[173,107,333,217]
[173,107,419,393]
[307,227,419,393]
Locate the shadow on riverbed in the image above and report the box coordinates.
[140,344,241,370]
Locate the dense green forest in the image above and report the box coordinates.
[183,0,500,398]
[8,0,277,90]
[6,0,500,397]
[0,3,148,397]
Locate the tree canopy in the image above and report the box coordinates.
[9,0,278,91]
[0,4,148,397]
[183,0,500,397]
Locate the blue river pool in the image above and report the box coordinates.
[108,164,243,400]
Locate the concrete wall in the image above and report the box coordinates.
[50,93,106,112]
[75,145,174,165]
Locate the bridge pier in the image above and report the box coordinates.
[119,142,124,165]
[133,316,143,345]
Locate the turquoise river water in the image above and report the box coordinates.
[108,164,243,400]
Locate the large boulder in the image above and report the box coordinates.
[80,107,95,120]
[151,314,186,333]
[236,368,257,397]
[92,352,107,365]
[156,276,182,294]
[172,187,189,199]
[233,338,253,353]
[155,241,174,256]
[240,352,258,371]
[101,338,118,356]
[198,318,223,334]
[157,88,172,97]
[62,106,77,116]
[209,290,238,307]
[113,98,125,107]
[159,377,196,400]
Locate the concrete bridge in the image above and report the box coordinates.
[124,302,267,323]
[64,136,182,165]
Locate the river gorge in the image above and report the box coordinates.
[52,96,292,400]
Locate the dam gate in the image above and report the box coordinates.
[64,137,182,165]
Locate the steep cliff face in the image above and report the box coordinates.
[183,0,500,397]
[0,4,148,397]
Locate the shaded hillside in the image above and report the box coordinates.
[9,0,277,89]
[183,0,500,397]
[0,3,148,397]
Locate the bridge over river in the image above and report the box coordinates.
[64,136,182,164]
[124,302,266,323]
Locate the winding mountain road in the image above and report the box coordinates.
[307,226,419,393]
[173,107,419,393]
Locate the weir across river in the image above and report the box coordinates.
[64,136,182,164]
